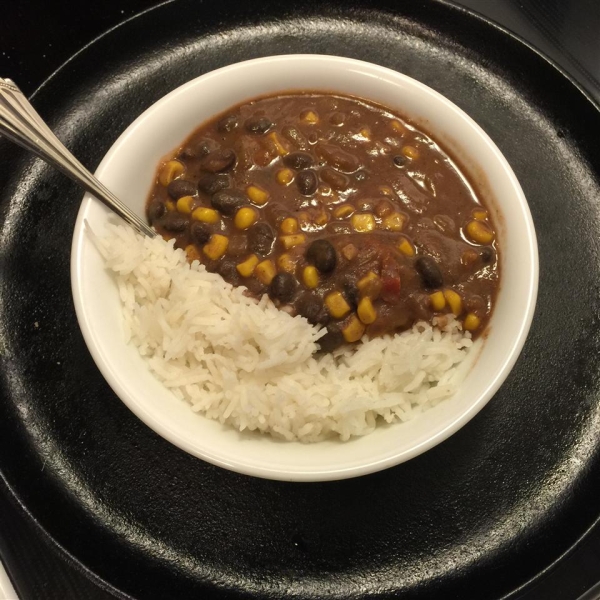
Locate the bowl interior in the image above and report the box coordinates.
[71,55,538,481]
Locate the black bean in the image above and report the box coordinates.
[211,189,246,216]
[301,301,321,324]
[281,125,307,149]
[329,112,346,126]
[180,138,218,159]
[313,309,330,327]
[248,222,275,256]
[318,325,344,353]
[480,246,495,263]
[464,294,485,313]
[269,273,297,303]
[167,179,197,200]
[342,277,360,309]
[198,173,230,195]
[297,293,327,325]
[161,212,188,233]
[147,199,166,222]
[178,147,197,160]
[199,148,236,173]
[245,116,273,134]
[415,256,444,289]
[217,115,239,133]
[283,151,314,170]
[393,154,408,167]
[264,204,291,227]
[306,239,337,273]
[316,143,360,173]
[227,235,248,256]
[217,260,241,286]
[196,139,218,156]
[296,169,319,196]
[190,221,211,245]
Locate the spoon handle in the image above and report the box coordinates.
[0,78,155,238]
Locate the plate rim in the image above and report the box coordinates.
[1,0,599,598]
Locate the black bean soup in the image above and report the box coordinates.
[147,93,499,352]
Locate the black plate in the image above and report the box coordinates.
[1,0,600,598]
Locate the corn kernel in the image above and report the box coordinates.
[280,233,306,249]
[255,259,276,284]
[397,237,415,256]
[158,160,184,186]
[465,220,495,244]
[402,145,420,160]
[280,217,299,234]
[165,199,176,212]
[351,213,376,233]
[333,204,354,219]
[185,244,201,262]
[430,291,446,311]
[464,313,481,331]
[342,314,366,342]
[277,253,297,274]
[246,185,270,206]
[325,291,351,319]
[300,110,319,124]
[203,234,228,260]
[357,297,377,324]
[382,212,406,231]
[473,209,488,221]
[443,289,463,315]
[357,271,382,300]
[234,207,258,230]
[236,254,259,277]
[390,120,406,134]
[303,266,319,289]
[379,186,394,197]
[267,132,288,156]
[192,207,220,223]
[359,127,371,140]
[176,195,195,215]
[276,168,294,185]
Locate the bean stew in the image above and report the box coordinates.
[147,93,499,352]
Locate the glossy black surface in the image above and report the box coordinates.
[1,1,600,599]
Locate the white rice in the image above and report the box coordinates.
[92,223,473,442]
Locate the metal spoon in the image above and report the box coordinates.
[0,78,156,238]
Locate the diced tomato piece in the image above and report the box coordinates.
[381,255,402,302]
[381,277,400,302]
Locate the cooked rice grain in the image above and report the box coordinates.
[92,223,473,442]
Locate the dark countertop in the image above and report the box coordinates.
[0,1,599,598]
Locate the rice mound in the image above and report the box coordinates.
[93,223,473,442]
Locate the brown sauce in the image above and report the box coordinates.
[146,93,499,352]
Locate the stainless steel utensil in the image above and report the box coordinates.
[0,78,155,238]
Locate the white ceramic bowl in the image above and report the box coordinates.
[71,55,538,482]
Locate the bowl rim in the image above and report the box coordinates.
[71,54,539,481]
